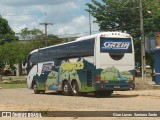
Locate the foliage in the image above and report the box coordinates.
[19,27,61,46]
[0,17,64,74]
[0,16,18,44]
[0,16,19,72]
[48,34,59,39]
[20,27,44,40]
[134,38,141,64]
[86,0,160,69]
[86,0,160,37]
[20,27,58,41]
[143,0,160,36]
[0,41,26,69]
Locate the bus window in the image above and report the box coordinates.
[109,53,124,60]
[27,53,37,74]
[66,39,95,58]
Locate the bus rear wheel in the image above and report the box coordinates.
[105,91,113,97]
[33,83,40,94]
[63,81,72,96]
[72,81,79,96]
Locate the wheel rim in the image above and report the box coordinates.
[63,84,68,93]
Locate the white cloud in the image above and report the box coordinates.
[57,26,75,35]
[0,0,99,37]
[73,15,87,26]
[53,15,99,36]
[53,15,88,35]
[0,0,75,6]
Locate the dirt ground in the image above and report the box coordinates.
[0,88,160,120]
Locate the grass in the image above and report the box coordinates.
[0,81,27,89]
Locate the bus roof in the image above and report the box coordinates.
[29,32,131,55]
[76,32,131,41]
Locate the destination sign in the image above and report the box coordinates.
[100,37,132,53]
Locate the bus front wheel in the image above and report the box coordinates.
[33,82,40,94]
[62,81,72,96]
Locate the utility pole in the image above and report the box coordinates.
[39,22,53,46]
[139,0,146,81]
[88,7,92,35]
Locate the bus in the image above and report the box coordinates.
[27,32,135,96]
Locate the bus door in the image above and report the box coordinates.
[35,63,52,90]
[45,60,61,91]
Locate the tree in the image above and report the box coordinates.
[0,41,26,74]
[20,27,44,40]
[0,18,63,75]
[86,0,160,71]
[0,16,19,74]
[19,27,62,46]
[86,0,160,38]
[0,16,18,44]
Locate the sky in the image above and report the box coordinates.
[0,0,100,38]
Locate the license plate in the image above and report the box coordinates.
[114,86,120,89]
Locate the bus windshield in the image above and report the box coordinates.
[100,37,132,53]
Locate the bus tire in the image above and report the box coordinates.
[62,81,72,96]
[40,90,45,94]
[33,82,40,94]
[94,91,103,97]
[105,90,113,97]
[72,81,79,96]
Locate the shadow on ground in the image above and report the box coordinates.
[34,91,139,98]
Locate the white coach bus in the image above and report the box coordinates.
[27,32,135,96]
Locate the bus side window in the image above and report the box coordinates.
[53,60,61,72]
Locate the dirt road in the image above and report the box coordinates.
[0,88,160,120]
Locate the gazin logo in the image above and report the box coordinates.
[103,42,130,49]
